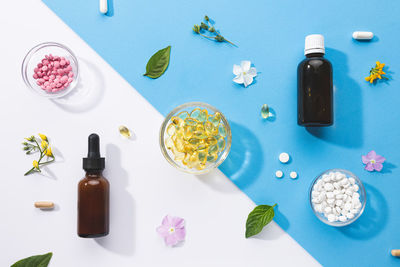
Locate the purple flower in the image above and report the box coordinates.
[156,215,186,246]
[362,150,386,172]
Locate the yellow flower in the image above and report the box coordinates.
[41,140,48,149]
[45,147,53,157]
[376,61,385,69]
[38,133,48,141]
[33,160,39,169]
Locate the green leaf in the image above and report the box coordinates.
[144,46,171,79]
[245,204,277,238]
[11,252,53,267]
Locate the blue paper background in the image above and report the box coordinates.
[43,0,400,265]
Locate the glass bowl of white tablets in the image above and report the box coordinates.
[309,169,366,227]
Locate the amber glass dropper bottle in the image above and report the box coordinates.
[78,133,109,238]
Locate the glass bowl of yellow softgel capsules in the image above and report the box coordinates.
[160,102,232,174]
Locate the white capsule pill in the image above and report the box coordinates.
[348,177,356,185]
[327,214,336,222]
[324,183,334,191]
[279,152,290,163]
[346,213,354,219]
[352,31,374,40]
[324,207,332,214]
[100,0,108,14]
[275,170,283,178]
[339,216,348,222]
[290,171,297,179]
[326,192,334,199]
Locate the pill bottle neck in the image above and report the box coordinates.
[85,170,103,178]
[306,53,324,58]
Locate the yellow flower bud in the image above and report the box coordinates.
[45,147,53,157]
[33,160,39,169]
[41,140,48,149]
[38,133,48,141]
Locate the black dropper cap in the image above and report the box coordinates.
[83,133,105,171]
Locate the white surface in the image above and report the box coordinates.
[0,1,320,266]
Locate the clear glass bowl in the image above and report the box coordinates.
[21,42,79,98]
[309,169,366,227]
[159,102,232,175]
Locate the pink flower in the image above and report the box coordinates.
[156,215,186,246]
[362,150,386,172]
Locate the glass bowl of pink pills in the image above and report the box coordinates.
[309,169,366,227]
[22,42,79,98]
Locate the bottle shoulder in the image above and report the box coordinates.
[298,57,332,70]
[79,175,109,186]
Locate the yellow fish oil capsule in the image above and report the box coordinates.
[119,126,132,138]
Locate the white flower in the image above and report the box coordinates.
[233,61,257,87]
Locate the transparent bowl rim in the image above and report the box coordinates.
[21,42,80,99]
[159,102,232,175]
[309,168,367,227]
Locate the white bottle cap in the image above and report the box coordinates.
[304,34,325,55]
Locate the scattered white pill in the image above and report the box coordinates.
[311,171,363,224]
[352,31,374,40]
[275,170,283,178]
[279,152,290,163]
[290,171,298,179]
[100,0,108,14]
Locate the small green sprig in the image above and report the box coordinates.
[22,134,55,176]
[193,15,236,46]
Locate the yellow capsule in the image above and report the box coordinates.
[217,137,226,151]
[205,136,217,146]
[166,123,176,136]
[119,126,132,138]
[165,137,174,149]
[218,123,227,137]
[196,163,206,170]
[183,125,195,139]
[204,121,218,136]
[171,116,184,128]
[184,144,195,153]
[174,150,185,161]
[185,117,200,126]
[208,144,219,154]
[209,112,222,126]
[174,137,185,152]
[190,108,202,120]
[177,111,189,120]
[207,153,218,162]
[198,109,208,123]
[188,137,202,145]
[182,153,191,165]
[198,151,207,163]
[196,143,208,151]
[193,130,207,139]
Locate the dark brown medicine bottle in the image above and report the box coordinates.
[78,133,109,238]
[298,34,333,127]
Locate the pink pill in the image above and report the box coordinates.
[48,54,53,60]
[60,60,66,66]
[56,83,62,88]
[60,57,65,61]
[50,83,56,88]
[33,73,38,79]
[51,70,56,75]
[54,56,60,61]
[44,81,49,86]
[65,59,70,65]
[54,61,60,68]
[49,75,55,80]
[57,69,64,75]
[67,77,73,83]
[45,85,51,90]
[41,85,46,89]
[66,65,72,71]
[54,78,59,83]
[37,63,43,68]
[36,81,42,86]
[42,59,49,65]
[38,78,45,83]
[43,76,49,81]
[60,76,68,83]
[41,66,48,71]
[34,67,39,73]
[68,72,74,78]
